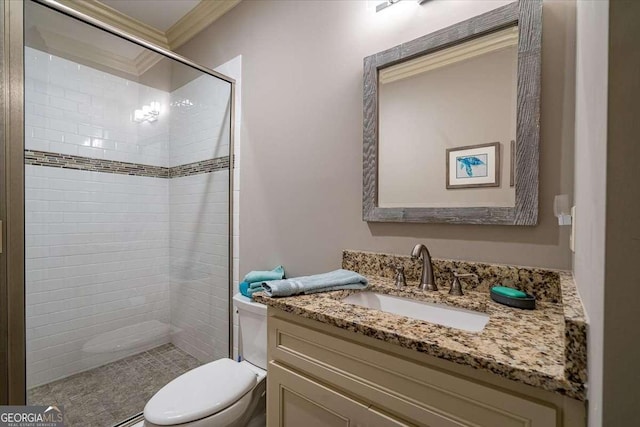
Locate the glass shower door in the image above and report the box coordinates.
[23,2,233,425]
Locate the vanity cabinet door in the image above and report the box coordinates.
[267,361,408,427]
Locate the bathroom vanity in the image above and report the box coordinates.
[254,251,587,426]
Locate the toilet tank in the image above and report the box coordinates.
[233,293,267,370]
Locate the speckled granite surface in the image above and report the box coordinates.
[342,250,563,303]
[560,271,588,386]
[254,251,588,401]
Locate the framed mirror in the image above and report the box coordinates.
[362,0,542,225]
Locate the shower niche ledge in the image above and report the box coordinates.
[82,320,171,355]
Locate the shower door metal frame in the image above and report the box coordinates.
[1,0,26,405]
[1,0,236,404]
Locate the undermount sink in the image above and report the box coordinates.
[342,292,489,332]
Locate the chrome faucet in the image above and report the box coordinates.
[411,243,437,291]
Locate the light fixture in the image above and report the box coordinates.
[133,101,160,123]
[170,99,194,108]
[376,0,401,13]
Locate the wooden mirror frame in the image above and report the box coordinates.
[362,0,541,225]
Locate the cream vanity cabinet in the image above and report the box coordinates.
[266,309,585,427]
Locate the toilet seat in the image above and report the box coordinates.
[144,358,257,426]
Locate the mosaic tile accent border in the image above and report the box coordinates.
[170,156,230,178]
[25,150,169,178]
[24,150,229,179]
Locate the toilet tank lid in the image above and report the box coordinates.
[233,293,267,315]
[144,358,257,425]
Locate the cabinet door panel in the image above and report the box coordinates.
[280,388,350,427]
[268,361,409,427]
[269,314,558,427]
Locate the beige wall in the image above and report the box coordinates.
[574,1,607,425]
[178,0,576,275]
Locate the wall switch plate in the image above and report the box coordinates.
[570,206,576,252]
[558,215,572,225]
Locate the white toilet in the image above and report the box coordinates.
[142,294,267,427]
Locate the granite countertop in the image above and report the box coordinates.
[253,251,587,401]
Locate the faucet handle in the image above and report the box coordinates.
[449,272,478,296]
[393,265,407,289]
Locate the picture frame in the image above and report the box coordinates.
[446,142,500,189]
[510,139,515,187]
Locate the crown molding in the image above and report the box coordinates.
[37,28,140,76]
[56,0,241,51]
[56,0,170,49]
[166,0,242,49]
[134,49,163,76]
[379,26,519,85]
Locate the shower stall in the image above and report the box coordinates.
[0,1,234,426]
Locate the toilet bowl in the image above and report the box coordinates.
[142,294,267,427]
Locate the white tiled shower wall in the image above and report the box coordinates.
[25,167,171,387]
[169,171,229,362]
[169,75,231,167]
[168,72,233,364]
[25,48,233,387]
[25,48,170,166]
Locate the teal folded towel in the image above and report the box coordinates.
[249,282,264,290]
[240,281,266,299]
[244,265,285,284]
[261,269,368,297]
[239,281,251,298]
[247,286,264,298]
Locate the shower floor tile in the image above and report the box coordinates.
[28,343,202,427]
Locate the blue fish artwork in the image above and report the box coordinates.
[456,155,488,178]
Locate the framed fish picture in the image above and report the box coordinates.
[446,142,500,189]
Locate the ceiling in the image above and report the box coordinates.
[100,0,201,32]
